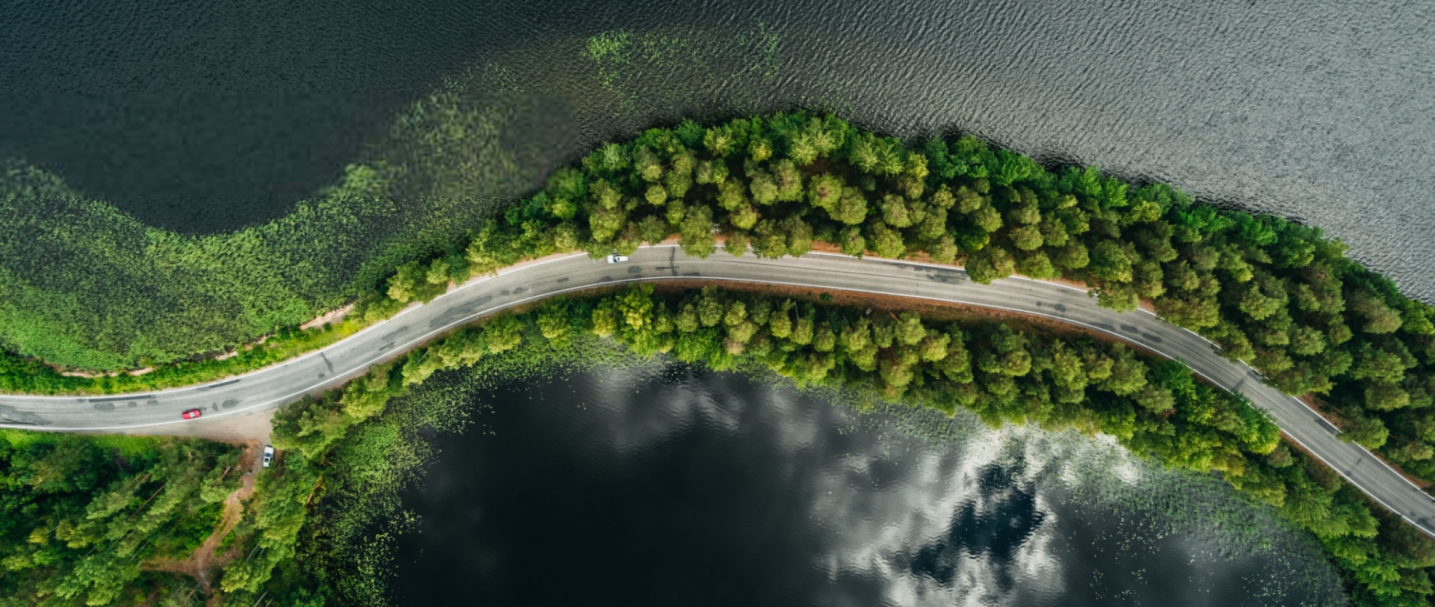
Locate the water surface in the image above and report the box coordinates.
[4,0,1434,298]
[390,364,1344,606]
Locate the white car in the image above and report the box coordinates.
[262,445,275,468]
[605,254,629,264]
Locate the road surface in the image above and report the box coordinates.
[2,245,1433,535]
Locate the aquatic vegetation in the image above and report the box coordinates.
[0,156,497,372]
[0,23,784,376]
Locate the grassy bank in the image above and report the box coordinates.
[0,315,365,396]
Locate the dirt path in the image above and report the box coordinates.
[144,440,262,594]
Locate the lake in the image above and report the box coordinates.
[388,363,1345,606]
[4,0,1434,300]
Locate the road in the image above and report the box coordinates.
[2,245,1433,536]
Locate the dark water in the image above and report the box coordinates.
[391,365,1343,606]
[4,0,1435,299]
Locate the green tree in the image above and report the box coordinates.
[831,187,870,225]
[26,439,98,494]
[1342,414,1389,449]
[813,323,837,352]
[977,325,1032,377]
[617,285,655,331]
[919,332,951,362]
[634,146,663,182]
[929,235,959,264]
[1099,345,1149,396]
[697,290,726,327]
[1089,240,1134,284]
[895,312,927,346]
[1350,290,1404,334]
[1236,272,1288,321]
[807,173,844,211]
[725,230,750,258]
[839,226,867,257]
[385,262,422,303]
[645,184,668,206]
[752,219,788,259]
[749,169,779,205]
[639,214,670,245]
[967,246,1016,284]
[679,204,718,258]
[769,300,794,338]
[869,222,906,259]
[881,194,912,228]
[772,159,804,201]
[785,217,815,257]
[1016,251,1058,280]
[1054,242,1089,270]
[1366,381,1412,411]
[484,315,524,354]
[591,300,619,338]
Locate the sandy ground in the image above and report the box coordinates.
[116,408,278,443]
[300,303,355,331]
[143,441,263,597]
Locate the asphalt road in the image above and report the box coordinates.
[3,245,1433,536]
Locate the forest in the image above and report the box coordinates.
[389,111,1435,488]
[0,432,242,606]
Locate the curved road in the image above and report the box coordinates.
[2,245,1433,536]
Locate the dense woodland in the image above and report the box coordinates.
[374,112,1435,486]
[0,433,240,606]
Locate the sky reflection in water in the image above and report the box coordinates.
[390,363,1343,606]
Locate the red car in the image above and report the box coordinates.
[181,409,202,420]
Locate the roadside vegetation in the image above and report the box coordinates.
[0,431,241,606]
[0,317,361,396]
[10,112,1435,491]
[4,284,1433,605]
[442,111,1435,485]
[7,112,1435,489]
[238,286,1431,606]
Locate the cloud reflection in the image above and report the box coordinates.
[393,361,1342,607]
